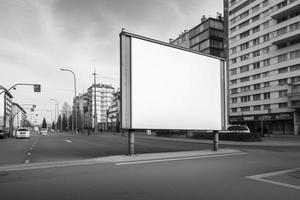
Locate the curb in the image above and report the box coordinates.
[0,149,244,172]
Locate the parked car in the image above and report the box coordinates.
[16,127,30,139]
[40,128,48,135]
[226,125,251,133]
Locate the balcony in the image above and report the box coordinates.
[288,85,300,108]
[272,26,300,46]
[271,1,300,19]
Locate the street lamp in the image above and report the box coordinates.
[50,99,61,132]
[60,68,77,134]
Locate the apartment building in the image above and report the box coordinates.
[227,0,300,135]
[170,15,225,58]
[87,83,114,129]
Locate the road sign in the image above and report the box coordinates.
[34,84,41,92]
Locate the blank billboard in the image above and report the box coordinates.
[120,32,224,131]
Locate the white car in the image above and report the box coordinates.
[16,127,30,139]
[40,128,48,135]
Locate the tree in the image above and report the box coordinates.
[61,102,71,119]
[62,114,68,131]
[57,115,62,131]
[42,118,47,128]
[51,121,55,130]
[68,114,72,131]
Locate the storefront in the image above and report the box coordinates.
[229,113,294,135]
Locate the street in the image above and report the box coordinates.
[0,132,299,200]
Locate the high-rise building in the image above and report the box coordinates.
[170,15,225,58]
[87,83,115,129]
[226,0,300,135]
[11,102,26,135]
[0,91,13,138]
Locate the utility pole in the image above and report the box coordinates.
[92,68,97,134]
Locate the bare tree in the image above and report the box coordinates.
[61,102,71,119]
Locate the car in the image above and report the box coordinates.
[16,127,30,139]
[40,128,48,135]
[226,125,251,133]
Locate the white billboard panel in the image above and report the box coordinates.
[121,32,224,130]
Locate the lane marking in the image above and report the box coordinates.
[64,140,72,143]
[246,167,300,190]
[115,152,247,166]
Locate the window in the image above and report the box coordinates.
[263,104,270,110]
[231,58,237,64]
[253,105,261,110]
[291,76,300,84]
[277,16,287,24]
[240,10,249,19]
[290,22,300,32]
[263,34,269,42]
[277,27,287,37]
[232,98,237,103]
[240,42,249,51]
[264,82,270,87]
[277,0,287,9]
[290,50,300,59]
[253,37,260,46]
[254,84,261,90]
[263,21,269,29]
[279,90,288,97]
[231,68,237,75]
[231,79,237,85]
[263,92,270,99]
[279,103,288,108]
[241,106,250,112]
[231,47,237,54]
[231,88,238,94]
[263,59,270,67]
[240,76,250,82]
[230,27,236,33]
[232,108,237,112]
[278,67,288,74]
[262,47,269,54]
[253,94,261,101]
[241,96,251,102]
[240,65,249,73]
[253,62,260,69]
[240,30,250,39]
[262,9,270,17]
[290,64,300,71]
[241,54,249,61]
[239,20,250,29]
[252,26,260,33]
[253,50,260,57]
[252,5,260,13]
[278,53,288,63]
[253,74,261,80]
[279,78,288,85]
[241,86,250,92]
[252,14,260,22]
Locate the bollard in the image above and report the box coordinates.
[213,131,219,151]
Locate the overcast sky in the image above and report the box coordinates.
[0,0,222,123]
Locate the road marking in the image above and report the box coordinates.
[24,160,29,164]
[64,140,72,143]
[115,152,247,166]
[246,167,300,190]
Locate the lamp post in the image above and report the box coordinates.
[50,99,61,132]
[60,68,77,134]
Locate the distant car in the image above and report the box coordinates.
[226,125,251,133]
[16,127,30,139]
[40,128,48,135]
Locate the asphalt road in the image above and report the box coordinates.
[0,143,299,200]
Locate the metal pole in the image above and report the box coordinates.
[93,69,97,134]
[128,130,135,155]
[261,117,263,137]
[213,131,219,151]
[54,104,57,131]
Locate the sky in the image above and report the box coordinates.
[0,0,223,124]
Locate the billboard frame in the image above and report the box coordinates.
[120,31,226,132]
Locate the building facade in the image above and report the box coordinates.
[74,92,90,131]
[87,84,115,129]
[11,103,26,136]
[227,0,300,135]
[107,90,120,123]
[0,91,13,137]
[170,15,225,58]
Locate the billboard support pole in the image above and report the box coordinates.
[213,131,219,151]
[128,130,135,155]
